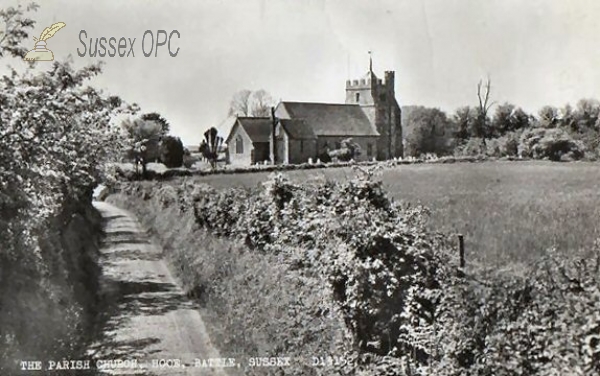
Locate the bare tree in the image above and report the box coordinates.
[228,89,274,117]
[228,89,252,117]
[476,77,495,146]
[250,89,274,117]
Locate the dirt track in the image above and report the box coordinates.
[86,202,233,376]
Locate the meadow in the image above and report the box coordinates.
[179,161,600,266]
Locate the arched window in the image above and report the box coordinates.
[236,135,244,154]
[355,92,360,102]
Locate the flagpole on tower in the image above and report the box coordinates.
[368,50,372,73]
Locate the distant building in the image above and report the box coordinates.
[272,102,379,163]
[225,117,272,165]
[224,62,402,165]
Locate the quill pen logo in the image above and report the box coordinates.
[23,22,66,61]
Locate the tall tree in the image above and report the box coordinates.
[228,89,252,117]
[250,89,274,117]
[475,78,495,145]
[405,106,453,157]
[228,89,274,117]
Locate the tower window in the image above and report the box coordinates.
[367,143,373,157]
[355,93,360,102]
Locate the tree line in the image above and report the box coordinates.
[404,80,598,161]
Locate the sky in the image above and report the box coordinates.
[4,0,600,145]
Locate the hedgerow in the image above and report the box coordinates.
[110,168,600,375]
[110,170,458,374]
[0,4,135,370]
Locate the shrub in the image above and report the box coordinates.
[328,138,362,162]
[159,135,185,167]
[519,128,585,161]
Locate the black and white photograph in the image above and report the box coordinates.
[1,0,600,375]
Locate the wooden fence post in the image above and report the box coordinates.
[458,234,465,268]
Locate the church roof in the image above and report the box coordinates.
[278,119,317,139]
[227,117,272,144]
[278,102,380,137]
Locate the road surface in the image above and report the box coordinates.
[86,202,234,376]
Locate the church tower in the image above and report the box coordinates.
[345,55,403,160]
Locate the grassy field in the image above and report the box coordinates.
[175,161,600,266]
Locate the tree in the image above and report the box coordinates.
[404,106,453,157]
[228,89,252,117]
[491,103,515,136]
[141,112,170,135]
[491,103,531,136]
[512,107,531,131]
[0,4,136,364]
[574,98,600,132]
[536,106,560,129]
[0,3,39,59]
[250,89,274,117]
[122,116,166,176]
[159,135,184,168]
[452,106,476,141]
[475,78,495,145]
[228,89,274,117]
[201,127,224,169]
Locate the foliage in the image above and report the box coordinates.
[451,106,476,141]
[112,172,457,374]
[107,192,354,376]
[141,111,170,135]
[113,169,600,375]
[404,106,455,157]
[0,2,135,371]
[0,3,39,59]
[519,128,585,161]
[159,135,184,167]
[328,138,362,161]
[122,116,164,166]
[200,127,224,169]
[491,103,531,136]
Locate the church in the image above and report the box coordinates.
[225,61,403,165]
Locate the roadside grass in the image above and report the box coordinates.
[177,161,600,265]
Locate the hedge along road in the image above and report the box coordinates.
[86,202,236,376]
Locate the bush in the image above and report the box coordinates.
[328,138,362,162]
[455,137,486,157]
[159,135,185,167]
[519,128,585,161]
